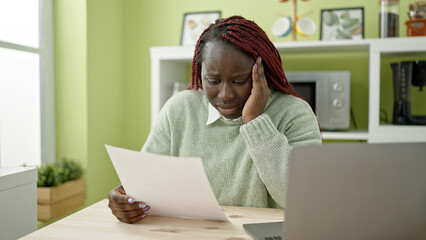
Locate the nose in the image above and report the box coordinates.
[218,82,235,101]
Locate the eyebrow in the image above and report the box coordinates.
[204,73,220,77]
[231,71,251,78]
[203,70,251,78]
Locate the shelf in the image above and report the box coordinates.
[274,39,370,53]
[151,37,426,59]
[370,37,426,54]
[150,39,372,61]
[322,131,369,141]
[151,37,426,142]
[369,125,426,143]
[368,37,426,143]
[151,45,194,61]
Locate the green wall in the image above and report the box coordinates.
[54,0,424,207]
[55,0,123,206]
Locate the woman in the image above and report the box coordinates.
[108,16,322,223]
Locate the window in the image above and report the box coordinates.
[0,0,54,167]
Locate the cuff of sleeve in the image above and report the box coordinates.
[240,113,282,147]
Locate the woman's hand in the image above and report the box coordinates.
[108,184,150,224]
[242,57,271,123]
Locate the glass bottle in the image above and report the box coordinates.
[379,0,400,38]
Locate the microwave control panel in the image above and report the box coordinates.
[286,71,351,130]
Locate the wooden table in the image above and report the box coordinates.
[21,199,284,239]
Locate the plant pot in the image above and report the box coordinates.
[37,178,86,221]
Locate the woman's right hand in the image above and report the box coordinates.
[108,184,150,224]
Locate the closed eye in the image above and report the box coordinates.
[233,79,249,86]
[207,78,220,85]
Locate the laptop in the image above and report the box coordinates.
[243,142,426,240]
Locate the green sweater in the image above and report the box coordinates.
[142,89,322,209]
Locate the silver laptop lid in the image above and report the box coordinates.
[284,142,426,240]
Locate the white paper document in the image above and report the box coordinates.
[105,144,227,221]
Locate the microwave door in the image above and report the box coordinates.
[286,71,351,130]
[291,81,317,114]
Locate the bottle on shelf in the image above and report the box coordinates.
[379,0,400,38]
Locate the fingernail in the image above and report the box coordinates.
[254,63,258,69]
[141,213,148,219]
[128,198,135,204]
[259,56,262,63]
[142,205,150,211]
[138,202,146,208]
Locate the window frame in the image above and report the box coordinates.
[0,0,55,166]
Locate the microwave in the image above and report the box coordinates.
[286,71,351,130]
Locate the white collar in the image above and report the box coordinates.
[206,102,242,125]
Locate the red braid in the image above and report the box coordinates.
[188,16,300,98]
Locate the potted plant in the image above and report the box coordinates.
[37,158,85,221]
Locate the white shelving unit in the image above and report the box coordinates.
[150,37,426,142]
[0,167,37,239]
[368,37,426,143]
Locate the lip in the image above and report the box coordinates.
[217,105,239,115]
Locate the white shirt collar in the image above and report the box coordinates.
[206,102,242,125]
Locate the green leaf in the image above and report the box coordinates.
[342,18,360,30]
[325,11,339,26]
[340,12,351,20]
[336,28,352,39]
[37,158,83,187]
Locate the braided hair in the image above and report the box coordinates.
[188,15,299,98]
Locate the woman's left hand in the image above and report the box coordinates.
[242,57,271,123]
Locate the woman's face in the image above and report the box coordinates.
[201,41,254,119]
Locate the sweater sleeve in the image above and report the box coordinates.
[141,101,173,156]
[239,105,322,208]
[141,90,200,156]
